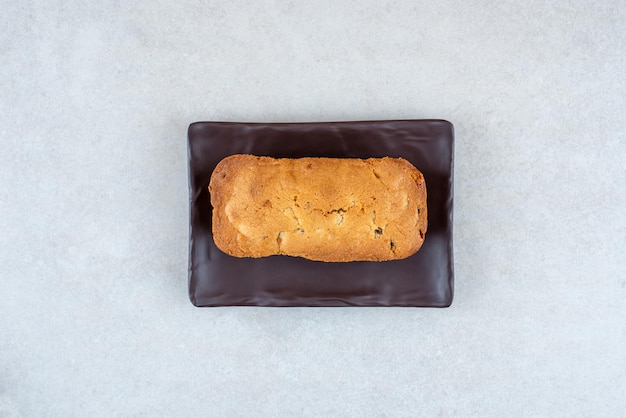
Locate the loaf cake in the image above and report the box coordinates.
[208,155,427,262]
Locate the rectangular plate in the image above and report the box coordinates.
[188,120,454,307]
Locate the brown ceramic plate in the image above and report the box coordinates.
[188,120,454,307]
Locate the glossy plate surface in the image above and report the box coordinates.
[188,120,454,307]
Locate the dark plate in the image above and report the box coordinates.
[188,120,454,307]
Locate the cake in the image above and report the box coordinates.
[208,154,427,262]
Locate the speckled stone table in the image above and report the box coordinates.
[1,1,624,416]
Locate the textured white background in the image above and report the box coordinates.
[1,1,625,417]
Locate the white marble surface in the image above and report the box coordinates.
[1,1,625,416]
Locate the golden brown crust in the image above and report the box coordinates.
[209,155,427,262]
